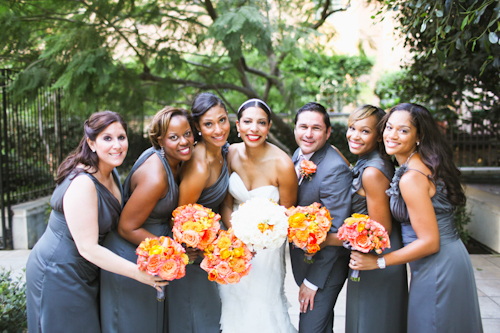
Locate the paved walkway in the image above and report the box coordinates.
[2,249,499,332]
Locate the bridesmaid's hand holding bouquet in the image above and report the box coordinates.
[337,213,391,281]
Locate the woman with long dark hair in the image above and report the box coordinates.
[351,103,482,332]
[100,107,194,333]
[26,111,166,333]
[167,92,230,332]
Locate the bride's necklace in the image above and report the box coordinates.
[404,150,418,166]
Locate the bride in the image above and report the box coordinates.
[219,99,298,333]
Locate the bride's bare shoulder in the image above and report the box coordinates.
[266,144,294,168]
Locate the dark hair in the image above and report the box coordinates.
[381,103,465,206]
[349,104,389,159]
[55,111,127,184]
[148,106,193,149]
[294,102,331,132]
[191,92,227,141]
[237,98,271,121]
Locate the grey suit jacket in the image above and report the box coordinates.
[290,143,352,289]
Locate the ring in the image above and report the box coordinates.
[300,300,305,303]
[154,283,157,288]
[351,260,356,265]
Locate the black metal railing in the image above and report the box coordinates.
[0,69,82,248]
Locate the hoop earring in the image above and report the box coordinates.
[160,146,165,158]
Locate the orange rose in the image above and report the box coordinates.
[300,160,317,175]
[231,258,247,273]
[215,261,231,278]
[307,243,320,254]
[146,254,163,275]
[198,228,217,250]
[352,234,371,253]
[216,277,228,285]
[226,272,241,284]
[182,229,201,248]
[317,216,331,231]
[158,259,179,280]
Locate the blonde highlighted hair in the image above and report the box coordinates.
[148,106,193,149]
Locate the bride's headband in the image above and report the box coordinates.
[237,98,272,115]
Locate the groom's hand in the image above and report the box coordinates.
[299,283,317,313]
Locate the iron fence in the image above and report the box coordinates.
[446,111,499,167]
[0,69,82,249]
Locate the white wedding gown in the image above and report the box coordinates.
[219,173,297,333]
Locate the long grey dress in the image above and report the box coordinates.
[100,147,178,333]
[167,147,229,333]
[387,164,483,333]
[26,170,123,333]
[345,150,408,333]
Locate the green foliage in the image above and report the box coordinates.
[370,0,500,127]
[374,71,406,109]
[0,269,27,333]
[328,122,356,163]
[454,205,473,245]
[282,50,374,112]
[0,0,353,151]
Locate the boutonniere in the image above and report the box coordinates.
[299,160,317,185]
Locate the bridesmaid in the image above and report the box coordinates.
[100,107,194,333]
[167,92,230,332]
[344,105,408,333]
[352,103,482,333]
[26,111,166,333]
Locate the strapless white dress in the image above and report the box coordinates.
[219,173,297,333]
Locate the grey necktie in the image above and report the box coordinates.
[295,154,304,179]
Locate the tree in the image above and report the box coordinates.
[1,0,372,153]
[370,0,500,121]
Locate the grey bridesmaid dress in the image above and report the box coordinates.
[26,170,123,333]
[167,146,229,333]
[100,147,178,333]
[387,164,483,333]
[346,150,408,333]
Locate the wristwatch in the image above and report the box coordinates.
[377,256,386,269]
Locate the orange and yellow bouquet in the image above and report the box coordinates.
[337,213,391,281]
[286,202,332,263]
[136,236,189,300]
[200,228,253,285]
[172,204,221,251]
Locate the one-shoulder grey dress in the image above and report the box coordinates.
[387,165,483,333]
[100,147,178,333]
[26,170,123,333]
[167,148,229,333]
[345,150,408,333]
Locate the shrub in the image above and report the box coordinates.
[454,205,473,245]
[0,269,27,332]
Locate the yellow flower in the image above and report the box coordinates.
[220,249,231,260]
[217,236,231,250]
[233,247,244,257]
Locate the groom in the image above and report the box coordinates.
[290,102,352,332]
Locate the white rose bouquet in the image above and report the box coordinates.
[230,197,289,252]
